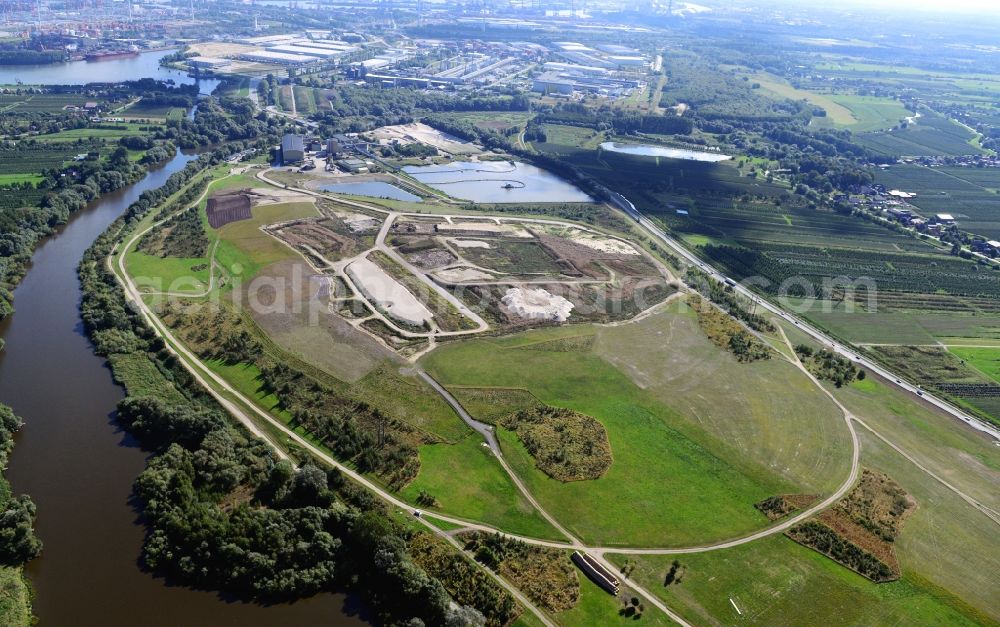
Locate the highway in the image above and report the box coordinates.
[607,191,1000,444]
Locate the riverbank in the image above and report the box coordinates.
[1,146,364,625]
[0,567,30,626]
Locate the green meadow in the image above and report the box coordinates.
[420,307,849,547]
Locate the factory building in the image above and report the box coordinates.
[532,72,575,95]
[532,71,640,97]
[608,55,648,68]
[281,134,305,165]
[543,61,609,76]
[267,44,341,59]
[240,50,316,66]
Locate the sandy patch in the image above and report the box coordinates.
[251,186,307,198]
[437,223,532,238]
[502,287,574,322]
[249,187,313,205]
[331,209,381,233]
[570,234,640,255]
[435,267,496,283]
[347,258,432,327]
[187,42,258,58]
[449,238,492,249]
[370,122,480,156]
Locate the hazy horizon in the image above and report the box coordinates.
[767,0,1000,14]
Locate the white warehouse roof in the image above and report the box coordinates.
[267,44,341,58]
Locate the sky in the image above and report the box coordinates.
[801,0,1000,13]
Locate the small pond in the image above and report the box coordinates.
[599,142,732,162]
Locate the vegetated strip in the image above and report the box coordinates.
[785,469,915,583]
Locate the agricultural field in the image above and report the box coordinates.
[0,91,100,113]
[827,95,912,132]
[122,100,184,119]
[0,141,107,176]
[858,110,982,157]
[864,344,1000,425]
[277,85,294,112]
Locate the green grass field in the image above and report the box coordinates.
[0,173,44,186]
[541,124,604,148]
[36,124,158,142]
[554,564,672,627]
[351,365,471,443]
[749,73,857,125]
[438,111,534,134]
[421,311,835,547]
[611,529,990,626]
[830,378,1000,512]
[123,100,185,118]
[797,308,940,345]
[212,200,317,280]
[107,352,188,405]
[854,430,1000,622]
[609,371,1000,626]
[0,567,30,627]
[949,346,1000,383]
[399,435,563,540]
[592,304,852,496]
[126,250,210,295]
[828,95,911,132]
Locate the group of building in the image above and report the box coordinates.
[839,184,960,237]
[884,205,955,235]
[344,37,650,99]
[279,133,372,174]
[236,34,361,67]
[531,42,649,98]
[531,61,642,97]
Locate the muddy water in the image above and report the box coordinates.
[0,152,363,626]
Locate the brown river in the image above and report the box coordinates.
[0,53,366,624]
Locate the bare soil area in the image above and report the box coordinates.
[370,122,481,156]
[243,259,394,382]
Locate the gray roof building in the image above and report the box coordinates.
[281,134,305,164]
